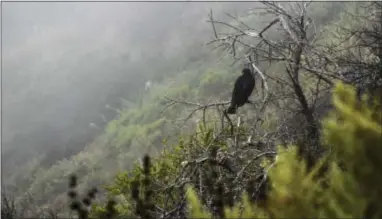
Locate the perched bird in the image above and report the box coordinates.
[226,68,255,114]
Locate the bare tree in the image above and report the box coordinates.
[207,1,348,163]
[154,4,381,216]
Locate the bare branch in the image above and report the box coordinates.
[208,9,218,39]
[245,56,270,112]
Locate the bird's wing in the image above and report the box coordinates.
[232,76,245,96]
[244,81,255,95]
[243,77,255,98]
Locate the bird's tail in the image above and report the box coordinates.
[226,105,237,114]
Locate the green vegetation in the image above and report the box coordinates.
[2,1,381,219]
[186,83,382,218]
[74,83,380,219]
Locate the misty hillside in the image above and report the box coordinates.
[2,1,256,207]
[2,2,381,218]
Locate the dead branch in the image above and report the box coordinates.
[207,1,339,160]
[162,97,234,134]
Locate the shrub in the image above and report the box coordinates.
[69,82,381,219]
[186,82,382,218]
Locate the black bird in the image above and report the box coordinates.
[226,68,255,114]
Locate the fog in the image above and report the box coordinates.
[2,2,255,180]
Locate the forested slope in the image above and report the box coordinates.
[2,2,381,218]
[2,1,256,210]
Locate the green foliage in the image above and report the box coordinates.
[91,124,232,218]
[6,3,372,216]
[185,186,211,219]
[91,137,188,217]
[185,82,382,218]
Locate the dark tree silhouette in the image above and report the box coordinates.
[226,68,255,114]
